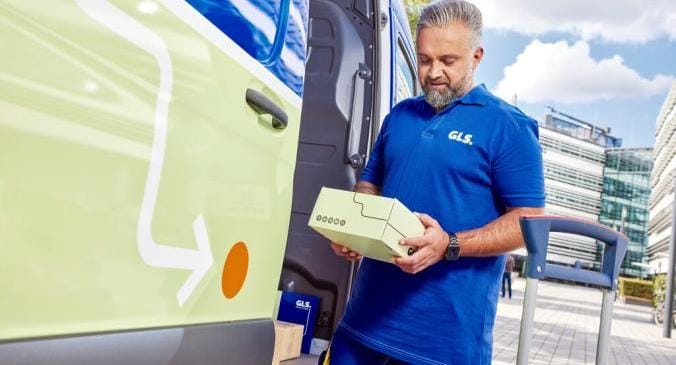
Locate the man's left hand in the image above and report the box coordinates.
[394,213,449,274]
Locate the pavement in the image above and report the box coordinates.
[493,277,676,365]
[285,276,676,364]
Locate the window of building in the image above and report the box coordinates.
[544,162,603,192]
[540,135,606,164]
[546,186,601,215]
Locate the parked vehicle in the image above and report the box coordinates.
[0,0,416,363]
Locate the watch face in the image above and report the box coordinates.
[445,244,459,261]
[445,233,460,261]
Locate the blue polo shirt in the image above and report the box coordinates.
[338,85,545,365]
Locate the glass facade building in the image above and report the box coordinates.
[599,148,653,278]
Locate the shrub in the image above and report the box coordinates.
[653,274,667,308]
[618,277,653,300]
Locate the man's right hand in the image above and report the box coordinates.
[330,243,362,261]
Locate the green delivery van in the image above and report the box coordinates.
[0,0,418,363]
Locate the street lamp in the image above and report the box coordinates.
[664,171,676,338]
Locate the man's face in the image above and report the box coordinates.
[416,22,483,110]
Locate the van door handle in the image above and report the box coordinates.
[245,89,288,129]
[345,64,371,169]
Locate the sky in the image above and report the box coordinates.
[468,0,676,148]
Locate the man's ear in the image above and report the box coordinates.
[473,47,484,69]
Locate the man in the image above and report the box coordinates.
[326,1,544,364]
[502,254,515,299]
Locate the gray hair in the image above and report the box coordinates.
[416,0,483,49]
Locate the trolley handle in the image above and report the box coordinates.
[519,215,628,290]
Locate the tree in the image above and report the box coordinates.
[404,0,429,38]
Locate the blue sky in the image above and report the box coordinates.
[470,0,676,148]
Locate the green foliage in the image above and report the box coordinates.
[654,274,667,308]
[403,0,429,38]
[619,277,653,300]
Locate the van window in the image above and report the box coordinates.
[187,0,284,62]
[394,38,416,103]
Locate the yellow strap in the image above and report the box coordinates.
[322,347,331,365]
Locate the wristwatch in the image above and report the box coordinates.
[444,232,461,261]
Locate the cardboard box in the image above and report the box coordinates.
[272,321,303,365]
[277,291,320,354]
[308,187,425,262]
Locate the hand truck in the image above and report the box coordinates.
[516,216,628,365]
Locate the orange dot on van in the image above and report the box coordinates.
[221,241,249,299]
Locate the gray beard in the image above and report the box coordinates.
[424,88,458,111]
[423,71,474,111]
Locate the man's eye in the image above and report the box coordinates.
[443,60,455,66]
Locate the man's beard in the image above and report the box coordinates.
[423,67,473,111]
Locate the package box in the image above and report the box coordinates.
[308,187,424,262]
[276,292,320,354]
[271,321,303,364]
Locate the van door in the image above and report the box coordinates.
[281,0,379,340]
[391,0,419,103]
[0,0,305,363]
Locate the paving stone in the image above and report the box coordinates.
[494,277,676,364]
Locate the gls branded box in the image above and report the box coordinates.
[308,187,425,262]
[277,292,320,354]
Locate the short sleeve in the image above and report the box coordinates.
[359,114,391,186]
[491,115,545,208]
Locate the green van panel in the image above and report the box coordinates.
[0,0,301,341]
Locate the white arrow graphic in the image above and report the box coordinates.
[76,0,213,307]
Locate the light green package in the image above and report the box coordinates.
[308,187,425,262]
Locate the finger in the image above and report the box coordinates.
[412,251,443,273]
[403,248,435,274]
[415,213,439,228]
[399,236,429,248]
[394,261,415,274]
[330,243,346,255]
[392,257,412,272]
[412,257,432,274]
[331,243,358,257]
[393,254,415,266]
[394,250,425,270]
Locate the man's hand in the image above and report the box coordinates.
[330,242,362,261]
[394,213,449,274]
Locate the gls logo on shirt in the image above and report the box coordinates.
[448,130,473,145]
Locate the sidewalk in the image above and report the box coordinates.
[493,277,676,365]
[286,276,676,365]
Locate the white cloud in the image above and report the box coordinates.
[493,40,674,104]
[473,0,676,43]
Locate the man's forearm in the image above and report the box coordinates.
[354,180,379,195]
[456,207,544,257]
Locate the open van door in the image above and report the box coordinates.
[280,0,377,339]
[281,0,417,342]
[281,0,379,341]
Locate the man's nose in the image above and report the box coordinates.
[428,61,443,79]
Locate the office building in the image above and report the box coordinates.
[538,107,621,268]
[599,148,652,278]
[647,82,676,275]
